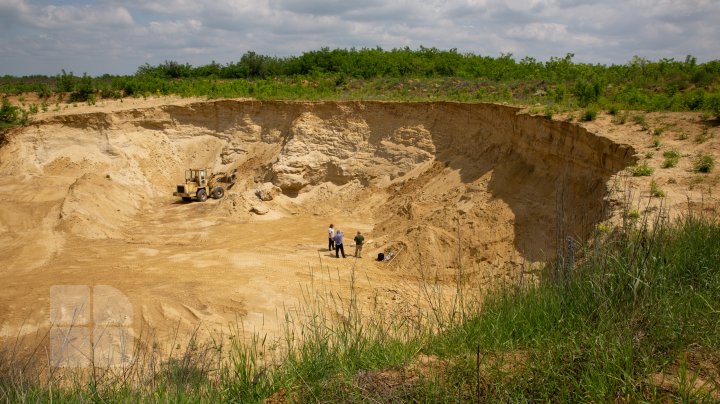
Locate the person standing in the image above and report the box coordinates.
[354,231,365,258]
[328,224,335,251]
[334,229,346,258]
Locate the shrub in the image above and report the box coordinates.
[651,136,661,149]
[650,179,665,197]
[0,97,19,125]
[632,113,649,130]
[662,150,680,168]
[703,92,720,118]
[612,111,628,124]
[581,107,597,121]
[694,154,715,173]
[55,69,76,93]
[544,105,555,120]
[573,80,602,107]
[68,74,96,103]
[630,161,654,176]
[695,129,713,143]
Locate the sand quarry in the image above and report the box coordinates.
[0,97,718,354]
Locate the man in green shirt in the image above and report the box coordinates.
[354,231,365,258]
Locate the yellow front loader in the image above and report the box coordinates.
[173,168,236,202]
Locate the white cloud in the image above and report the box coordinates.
[507,23,568,42]
[30,4,134,29]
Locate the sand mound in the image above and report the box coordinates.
[57,173,144,239]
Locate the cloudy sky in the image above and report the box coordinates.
[1,0,718,76]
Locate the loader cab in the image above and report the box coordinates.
[186,169,207,186]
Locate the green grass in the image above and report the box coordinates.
[2,214,719,402]
[424,213,720,401]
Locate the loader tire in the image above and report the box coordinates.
[196,189,208,202]
[212,186,225,199]
[182,197,192,202]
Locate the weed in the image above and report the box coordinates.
[613,111,628,124]
[645,151,655,159]
[650,179,665,197]
[581,107,597,121]
[662,150,680,168]
[695,129,713,143]
[677,132,689,140]
[652,136,661,149]
[633,113,649,130]
[544,105,554,120]
[693,154,715,173]
[653,127,665,136]
[629,161,654,176]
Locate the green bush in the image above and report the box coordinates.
[613,111,628,124]
[662,150,680,168]
[630,160,654,176]
[702,92,720,118]
[650,179,665,197]
[0,97,19,126]
[694,154,715,173]
[68,73,96,103]
[581,107,597,121]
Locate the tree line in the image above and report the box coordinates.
[1,47,719,117]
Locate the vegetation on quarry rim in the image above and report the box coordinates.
[2,48,720,131]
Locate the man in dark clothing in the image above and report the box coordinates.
[334,229,346,258]
[354,231,365,258]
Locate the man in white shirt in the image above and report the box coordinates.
[328,224,335,251]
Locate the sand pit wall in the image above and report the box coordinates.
[0,100,635,274]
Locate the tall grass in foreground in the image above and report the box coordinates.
[1,213,719,402]
[426,212,720,402]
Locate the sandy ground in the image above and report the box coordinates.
[0,97,717,360]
